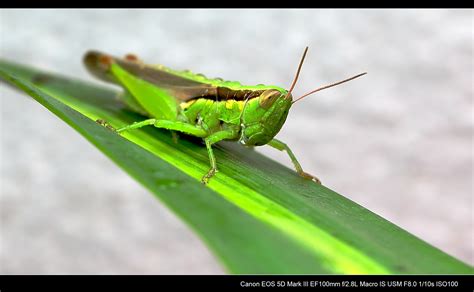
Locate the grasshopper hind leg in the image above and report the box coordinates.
[102,117,239,185]
[116,118,156,133]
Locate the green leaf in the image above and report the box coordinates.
[0,60,471,274]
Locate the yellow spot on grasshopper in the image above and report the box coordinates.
[225,99,235,109]
[238,100,245,111]
[180,100,195,110]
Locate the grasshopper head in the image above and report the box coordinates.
[239,46,367,147]
[240,89,293,146]
[239,47,306,147]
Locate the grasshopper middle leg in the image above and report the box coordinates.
[202,129,239,184]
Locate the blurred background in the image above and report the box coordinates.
[0,9,472,274]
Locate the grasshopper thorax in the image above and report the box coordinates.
[239,89,292,146]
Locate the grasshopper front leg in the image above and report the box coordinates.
[202,129,239,184]
[268,138,321,184]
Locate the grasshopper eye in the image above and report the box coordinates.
[259,89,281,109]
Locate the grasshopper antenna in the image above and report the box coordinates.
[292,72,367,104]
[285,46,309,100]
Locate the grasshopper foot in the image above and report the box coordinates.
[96,119,117,132]
[201,168,217,184]
[298,171,322,184]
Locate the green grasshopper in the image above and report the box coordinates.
[84,47,366,184]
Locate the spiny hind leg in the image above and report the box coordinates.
[116,119,208,138]
[116,118,156,133]
[111,118,242,185]
[267,138,321,184]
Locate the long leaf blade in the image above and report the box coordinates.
[1,60,471,274]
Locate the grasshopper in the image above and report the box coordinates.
[84,47,366,184]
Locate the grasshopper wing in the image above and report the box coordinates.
[84,50,217,102]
